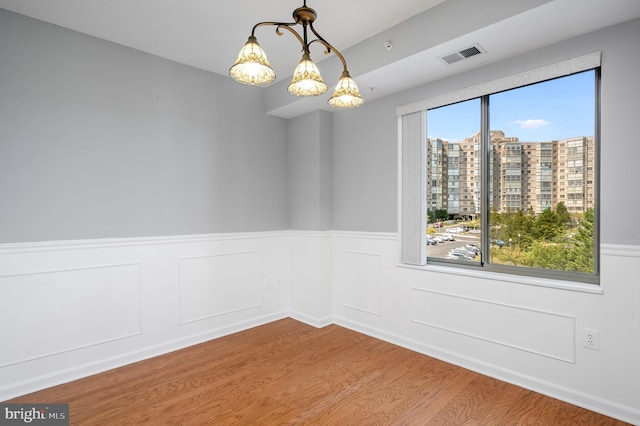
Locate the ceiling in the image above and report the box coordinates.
[0,0,445,78]
[1,0,640,118]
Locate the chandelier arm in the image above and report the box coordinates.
[251,21,306,50]
[309,38,349,73]
[308,24,349,72]
[307,23,330,52]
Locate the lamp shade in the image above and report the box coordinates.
[287,53,328,96]
[229,36,276,86]
[328,71,364,108]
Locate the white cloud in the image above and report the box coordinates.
[513,119,550,129]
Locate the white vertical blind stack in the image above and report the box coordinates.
[399,111,427,265]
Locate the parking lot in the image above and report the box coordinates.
[427,232,480,258]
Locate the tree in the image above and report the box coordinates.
[500,209,535,249]
[427,209,449,223]
[534,208,562,241]
[555,202,572,226]
[517,208,594,273]
[490,208,503,226]
[519,240,567,270]
[435,209,448,220]
[565,208,595,272]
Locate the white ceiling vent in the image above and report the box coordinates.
[440,44,485,64]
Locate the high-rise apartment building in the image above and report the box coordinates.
[493,133,523,212]
[553,136,595,213]
[427,132,595,218]
[427,138,448,212]
[533,142,554,213]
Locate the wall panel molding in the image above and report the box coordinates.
[601,243,640,258]
[411,288,575,363]
[177,251,262,325]
[341,251,383,316]
[0,231,290,254]
[332,231,398,241]
[0,263,142,368]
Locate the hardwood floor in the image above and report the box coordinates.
[5,318,629,425]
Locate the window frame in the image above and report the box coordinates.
[397,53,601,286]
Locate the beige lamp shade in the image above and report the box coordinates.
[328,71,364,108]
[229,36,276,86]
[287,53,328,96]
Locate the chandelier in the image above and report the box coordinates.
[229,1,364,109]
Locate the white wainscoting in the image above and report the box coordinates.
[0,232,290,401]
[1,230,639,424]
[331,231,640,425]
[340,251,383,316]
[288,231,333,328]
[410,288,575,363]
[178,251,262,325]
[0,263,142,368]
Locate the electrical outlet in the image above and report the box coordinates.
[581,328,600,350]
[264,280,272,290]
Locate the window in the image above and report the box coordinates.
[398,53,600,285]
[424,70,598,283]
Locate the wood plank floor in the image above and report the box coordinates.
[5,318,629,425]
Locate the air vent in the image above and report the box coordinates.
[440,44,485,64]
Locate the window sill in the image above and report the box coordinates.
[396,262,603,294]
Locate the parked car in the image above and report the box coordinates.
[447,250,475,261]
[448,227,464,233]
[427,238,437,245]
[466,243,480,254]
[446,253,469,260]
[451,247,477,258]
[441,233,454,241]
[493,239,505,248]
[432,236,444,243]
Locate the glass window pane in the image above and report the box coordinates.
[426,98,481,264]
[488,70,596,274]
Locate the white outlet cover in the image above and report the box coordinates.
[581,328,600,351]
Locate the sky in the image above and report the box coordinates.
[426,70,595,143]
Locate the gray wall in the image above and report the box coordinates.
[332,18,640,245]
[0,9,288,243]
[3,8,638,245]
[332,102,398,233]
[287,110,333,230]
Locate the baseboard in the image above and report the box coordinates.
[0,311,288,402]
[288,310,333,328]
[333,315,640,425]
